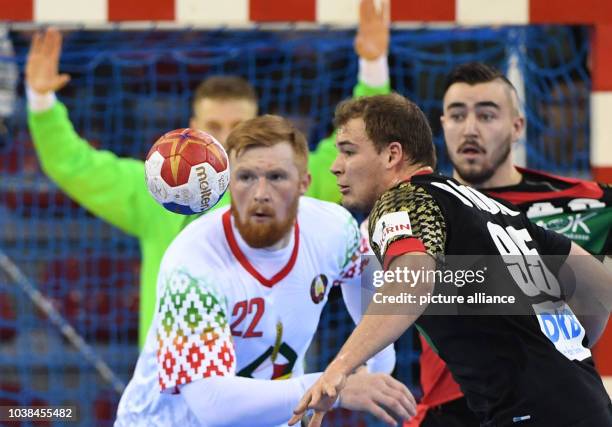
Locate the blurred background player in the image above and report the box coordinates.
[24,0,391,349]
[188,76,258,147]
[25,29,256,349]
[115,114,412,427]
[407,62,612,427]
[290,93,612,427]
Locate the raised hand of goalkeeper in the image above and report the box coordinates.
[354,0,390,61]
[26,27,71,95]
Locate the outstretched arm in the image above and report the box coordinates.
[156,260,414,427]
[182,368,414,427]
[181,374,322,427]
[290,253,433,427]
[26,28,176,238]
[561,242,612,346]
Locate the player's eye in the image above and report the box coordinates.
[237,172,256,182]
[268,172,287,181]
[479,112,495,122]
[449,113,465,121]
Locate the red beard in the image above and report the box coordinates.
[231,197,299,248]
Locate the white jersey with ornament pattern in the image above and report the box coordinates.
[115,196,390,427]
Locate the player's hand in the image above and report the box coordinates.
[354,0,390,61]
[26,27,71,95]
[288,366,347,427]
[337,370,416,425]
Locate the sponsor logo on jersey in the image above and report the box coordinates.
[372,211,413,253]
[537,212,597,243]
[533,300,590,361]
[310,274,328,304]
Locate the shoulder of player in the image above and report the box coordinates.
[371,175,524,225]
[515,166,588,187]
[368,180,448,243]
[183,205,228,233]
[298,196,354,225]
[517,167,605,197]
[297,197,359,248]
[162,207,229,263]
[372,178,443,213]
[158,217,229,299]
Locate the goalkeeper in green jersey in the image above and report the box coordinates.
[25,0,392,348]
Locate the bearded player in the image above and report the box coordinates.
[25,0,391,349]
[407,62,612,427]
[114,115,416,427]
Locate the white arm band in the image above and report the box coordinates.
[180,373,321,427]
[358,56,390,88]
[341,280,396,373]
[26,86,57,112]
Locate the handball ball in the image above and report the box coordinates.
[145,128,230,215]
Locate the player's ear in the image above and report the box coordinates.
[299,171,312,195]
[189,116,197,129]
[386,141,403,169]
[511,115,525,143]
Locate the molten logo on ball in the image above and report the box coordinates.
[195,165,212,211]
[144,128,230,215]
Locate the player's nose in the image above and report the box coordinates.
[463,112,478,136]
[330,156,343,177]
[253,177,271,202]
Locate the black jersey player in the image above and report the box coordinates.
[290,93,612,427]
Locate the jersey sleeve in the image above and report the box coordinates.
[368,183,446,269]
[28,101,176,238]
[526,218,572,257]
[353,80,391,98]
[156,268,235,394]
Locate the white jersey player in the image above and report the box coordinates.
[115,115,416,427]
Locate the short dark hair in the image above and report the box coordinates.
[226,114,309,175]
[334,93,436,168]
[443,62,516,94]
[193,76,258,107]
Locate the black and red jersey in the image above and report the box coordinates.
[369,173,611,427]
[486,167,612,255]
